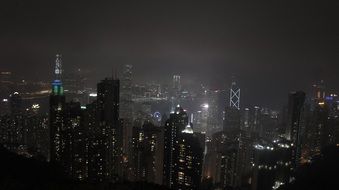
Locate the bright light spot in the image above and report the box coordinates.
[201,103,209,109]
[254,144,264,150]
[2,99,8,102]
[32,104,40,109]
[89,93,97,97]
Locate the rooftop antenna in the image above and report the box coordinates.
[114,68,118,79]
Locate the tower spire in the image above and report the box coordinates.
[55,54,63,80]
[52,54,64,95]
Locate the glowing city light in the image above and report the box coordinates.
[201,103,209,109]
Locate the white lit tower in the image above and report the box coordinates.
[173,75,181,92]
[230,80,240,110]
[223,79,241,131]
[55,54,63,81]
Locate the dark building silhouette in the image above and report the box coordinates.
[96,77,123,181]
[86,100,109,182]
[64,101,88,181]
[208,129,242,189]
[223,107,241,131]
[130,121,163,184]
[285,91,305,169]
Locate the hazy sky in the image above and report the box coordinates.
[0,0,338,108]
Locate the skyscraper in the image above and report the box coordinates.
[285,91,305,169]
[64,101,88,181]
[230,80,240,110]
[163,105,188,188]
[130,121,163,184]
[223,107,241,131]
[50,54,66,163]
[173,75,181,93]
[120,64,133,119]
[50,55,88,180]
[163,107,203,189]
[208,129,243,189]
[223,80,241,131]
[175,124,204,190]
[96,77,123,180]
[119,64,134,178]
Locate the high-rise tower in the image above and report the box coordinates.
[230,80,240,110]
[50,54,66,163]
[173,75,181,92]
[285,91,305,169]
[163,106,203,189]
[96,77,122,180]
[163,105,188,188]
[224,80,241,131]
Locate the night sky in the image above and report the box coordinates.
[1,0,338,108]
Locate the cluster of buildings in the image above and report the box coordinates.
[47,55,205,189]
[0,55,339,190]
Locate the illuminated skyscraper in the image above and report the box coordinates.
[223,80,241,131]
[86,100,108,182]
[209,129,242,189]
[130,121,163,184]
[175,124,204,190]
[65,101,88,181]
[120,64,133,119]
[163,107,203,189]
[163,105,188,188]
[96,77,123,180]
[120,64,134,177]
[50,54,66,163]
[230,80,240,110]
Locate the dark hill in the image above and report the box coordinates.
[0,145,168,190]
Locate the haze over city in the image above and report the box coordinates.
[0,1,338,190]
[1,0,338,108]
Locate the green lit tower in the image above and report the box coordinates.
[50,54,66,162]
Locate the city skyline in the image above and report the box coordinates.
[0,1,338,190]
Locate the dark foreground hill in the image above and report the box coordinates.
[0,145,168,190]
[280,145,339,190]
